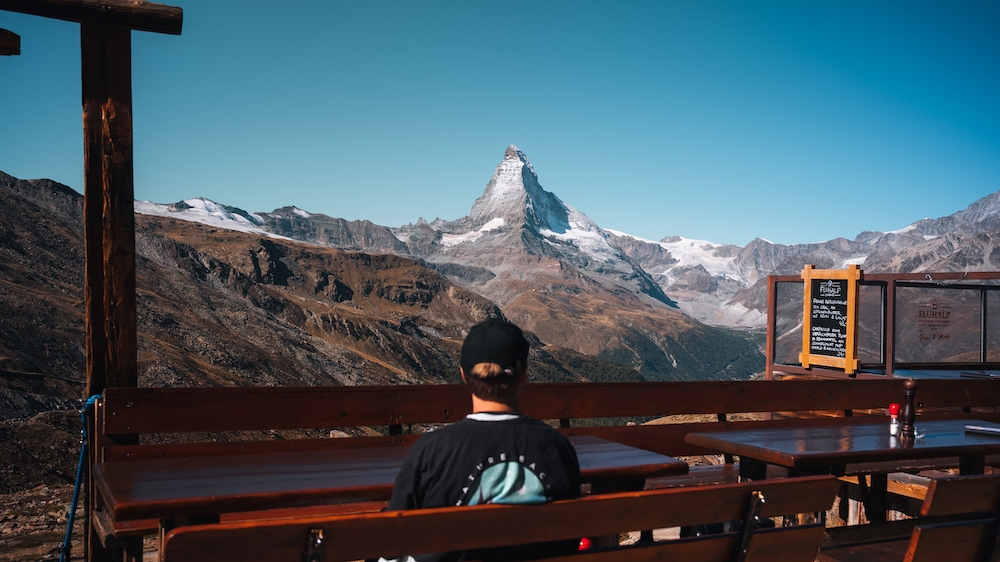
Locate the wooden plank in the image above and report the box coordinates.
[101,386,471,434]
[525,379,1000,417]
[921,473,1000,517]
[160,476,839,562]
[103,380,1000,433]
[100,380,1000,435]
[816,539,910,562]
[524,380,899,417]
[840,473,931,501]
[0,28,19,55]
[162,524,829,562]
[544,525,826,562]
[0,0,183,35]
[907,520,996,562]
[104,435,421,462]
[112,412,984,465]
[98,383,1000,464]
[111,501,388,538]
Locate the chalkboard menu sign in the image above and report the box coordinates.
[809,279,849,358]
[800,265,862,374]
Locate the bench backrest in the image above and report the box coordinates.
[99,379,1000,460]
[160,475,840,562]
[898,474,1000,562]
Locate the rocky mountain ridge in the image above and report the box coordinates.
[133,146,762,384]
[149,146,1000,331]
[122,144,1000,377]
[140,146,1000,330]
[602,191,1000,327]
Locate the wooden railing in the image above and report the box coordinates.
[98,378,1000,461]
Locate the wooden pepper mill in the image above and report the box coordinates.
[901,378,917,440]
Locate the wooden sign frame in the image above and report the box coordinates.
[800,264,862,374]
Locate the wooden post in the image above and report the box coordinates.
[0,5,181,561]
[82,22,139,562]
[765,275,777,380]
[886,280,896,377]
[82,22,137,396]
[800,265,814,370]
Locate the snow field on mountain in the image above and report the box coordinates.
[607,230,746,284]
[134,199,291,240]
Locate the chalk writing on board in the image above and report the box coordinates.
[810,279,848,357]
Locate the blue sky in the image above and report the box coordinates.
[2,1,999,246]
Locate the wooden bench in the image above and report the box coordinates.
[92,379,1000,543]
[159,475,841,562]
[818,473,1000,562]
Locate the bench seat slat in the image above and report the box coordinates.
[110,501,388,537]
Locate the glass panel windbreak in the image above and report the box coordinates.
[856,283,883,363]
[895,286,981,363]
[774,281,804,365]
[988,290,1000,361]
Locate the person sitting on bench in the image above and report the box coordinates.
[379,318,581,562]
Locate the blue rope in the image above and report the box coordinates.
[60,394,101,562]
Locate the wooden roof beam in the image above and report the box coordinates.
[0,0,182,35]
[0,28,19,55]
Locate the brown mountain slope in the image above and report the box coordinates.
[2,172,645,418]
[133,214,502,387]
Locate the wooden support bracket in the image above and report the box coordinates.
[0,28,19,55]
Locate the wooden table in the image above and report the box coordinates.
[93,436,687,523]
[686,418,1000,523]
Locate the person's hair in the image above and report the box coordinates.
[464,362,524,404]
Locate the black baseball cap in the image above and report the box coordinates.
[460,318,530,377]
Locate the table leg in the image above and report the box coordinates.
[738,457,768,482]
[960,454,986,475]
[786,466,840,526]
[859,474,888,524]
[122,536,143,562]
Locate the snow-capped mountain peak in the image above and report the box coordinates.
[457,146,626,266]
[468,145,572,234]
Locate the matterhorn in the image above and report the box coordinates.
[396,145,673,309]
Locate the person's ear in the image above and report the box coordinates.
[460,368,467,384]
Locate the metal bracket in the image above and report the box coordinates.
[732,491,765,562]
[306,528,324,562]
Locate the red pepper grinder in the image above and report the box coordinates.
[901,379,917,440]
